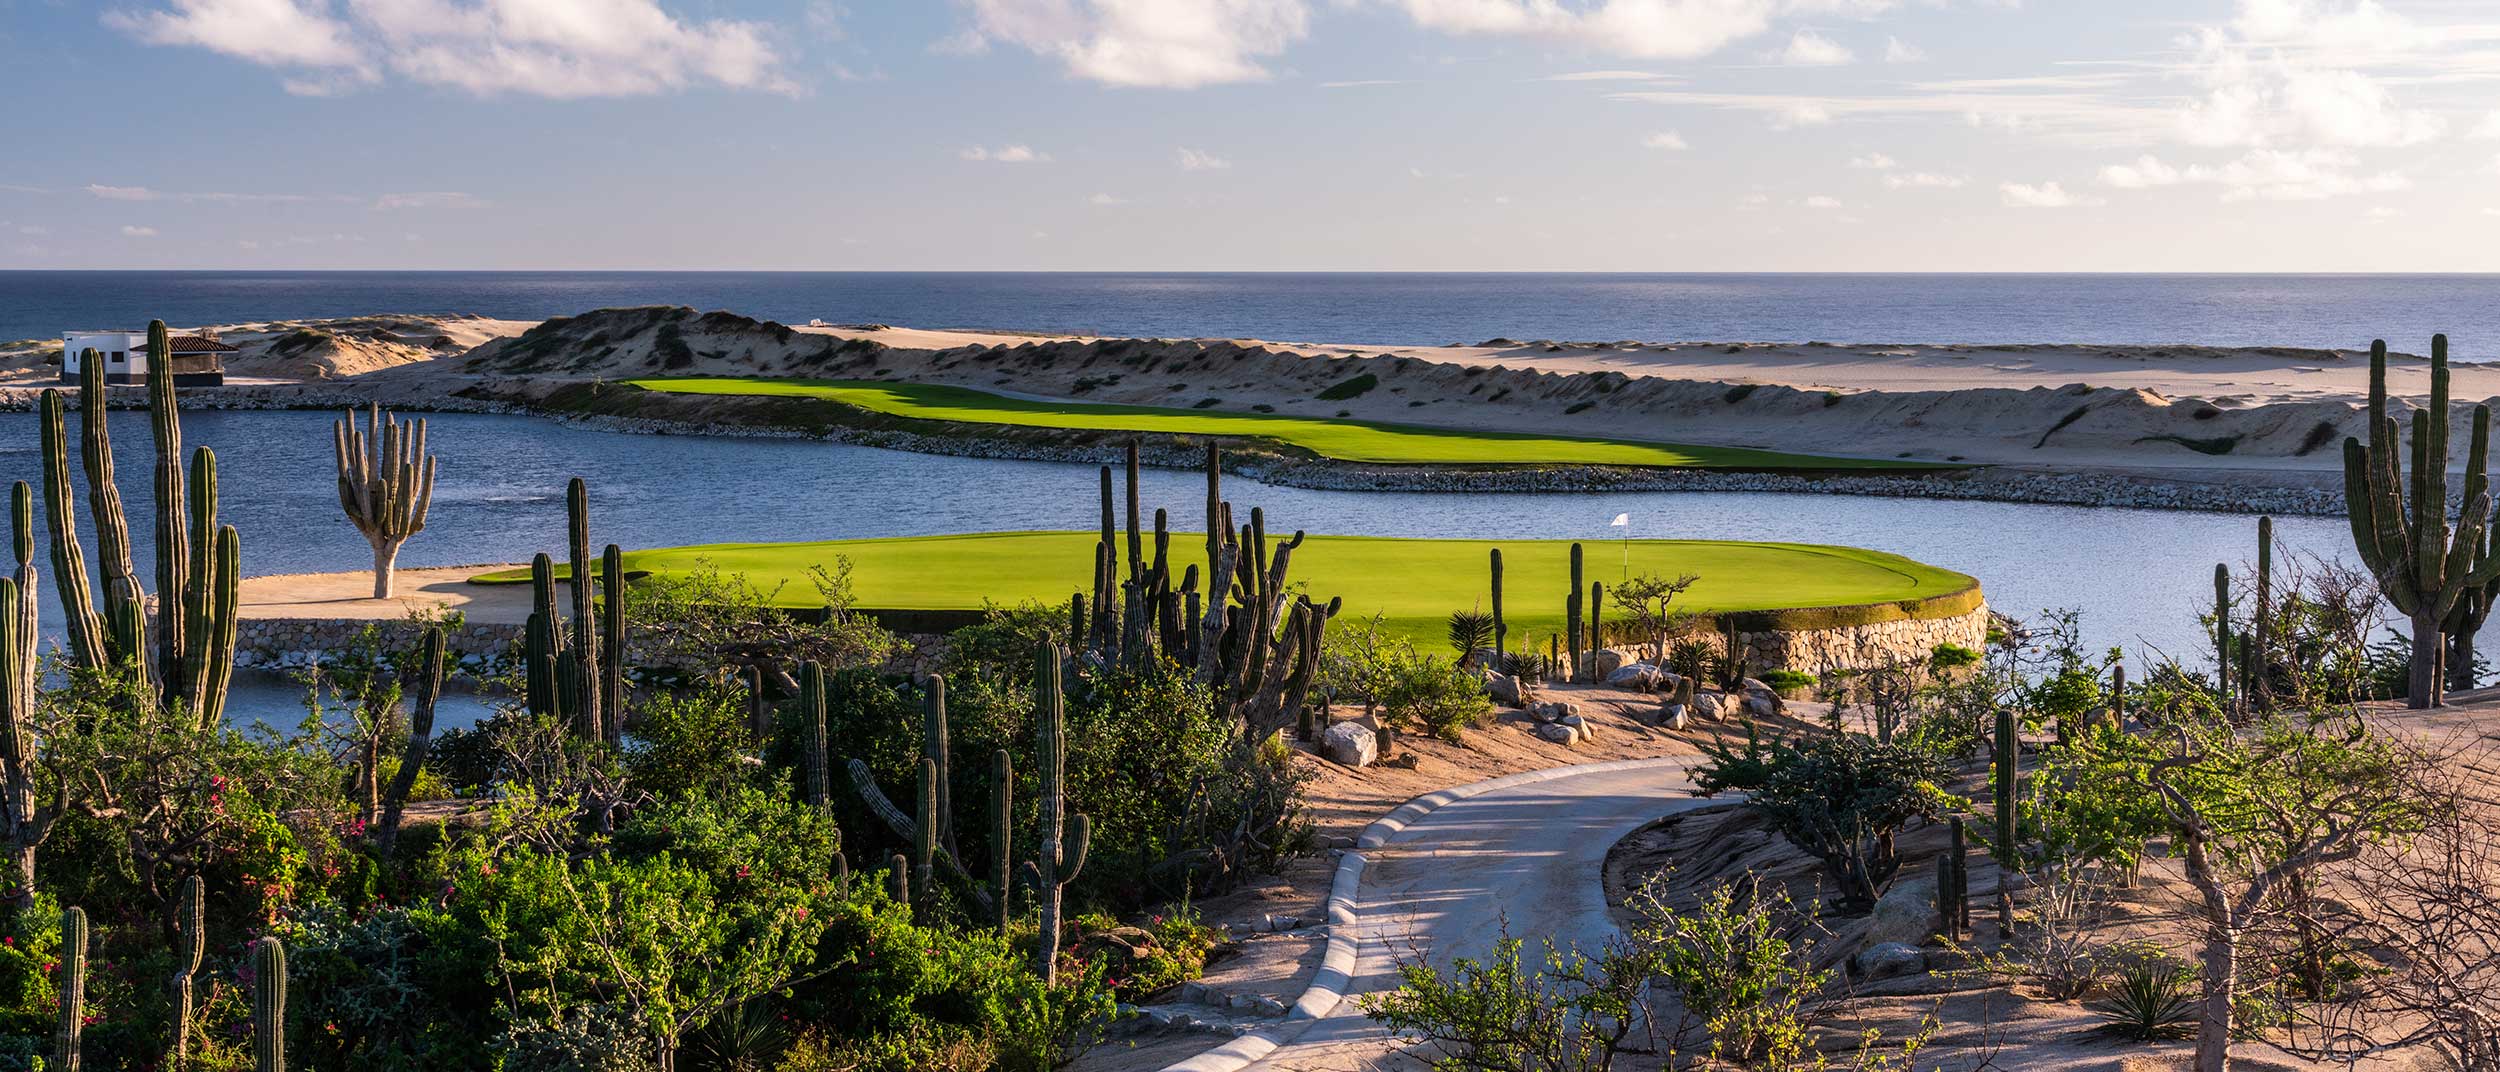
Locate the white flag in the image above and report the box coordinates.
[1609,513,1630,527]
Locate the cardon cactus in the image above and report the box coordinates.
[888,853,910,910]
[1589,580,1606,657]
[1992,708,2020,938]
[799,661,830,810]
[1566,544,1584,680]
[990,749,1014,931]
[333,403,437,599]
[523,554,566,724]
[56,906,85,1072]
[170,875,204,1067]
[254,936,286,1072]
[913,757,939,902]
[599,544,626,745]
[2214,563,2234,711]
[1024,643,1091,983]
[1489,548,1507,654]
[374,627,446,856]
[2343,335,2500,708]
[565,479,603,744]
[38,388,106,669]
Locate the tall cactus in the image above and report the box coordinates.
[799,661,829,811]
[1025,643,1090,984]
[0,571,50,908]
[253,936,285,1072]
[2445,526,2497,693]
[523,554,565,725]
[1489,548,1506,655]
[38,389,105,668]
[565,479,603,745]
[600,543,626,745]
[888,853,910,911]
[913,757,938,905]
[2213,564,2234,712]
[151,327,191,694]
[2251,516,2274,709]
[989,749,1014,932]
[169,875,204,1068]
[1566,543,1584,680]
[374,627,445,856]
[2343,335,2500,708]
[923,676,952,857]
[333,403,437,599]
[56,906,84,1072]
[1589,580,1606,657]
[1992,707,2020,939]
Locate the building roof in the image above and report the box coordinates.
[165,334,238,353]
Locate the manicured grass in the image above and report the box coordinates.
[621,377,1933,470]
[473,532,1979,651]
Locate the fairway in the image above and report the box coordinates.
[473,532,1980,650]
[622,377,1928,470]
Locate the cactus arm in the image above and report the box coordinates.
[39,391,107,667]
[170,874,204,1067]
[78,349,143,641]
[57,906,85,1072]
[599,543,625,747]
[566,478,602,745]
[253,937,285,1072]
[847,757,917,839]
[800,662,829,810]
[374,627,444,856]
[990,749,1013,931]
[195,526,238,729]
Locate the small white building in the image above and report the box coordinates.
[60,329,234,386]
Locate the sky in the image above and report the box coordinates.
[3,0,2499,271]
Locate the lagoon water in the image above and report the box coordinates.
[2,410,2349,692]
[8,270,2500,350]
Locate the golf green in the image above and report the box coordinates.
[472,532,1981,650]
[621,377,1928,470]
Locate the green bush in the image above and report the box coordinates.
[1695,729,1958,911]
[1759,669,1815,692]
[1377,649,1492,743]
[1316,373,1379,401]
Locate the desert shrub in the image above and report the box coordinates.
[1316,373,1379,400]
[282,905,500,1072]
[1068,905,1225,1001]
[2089,948,2199,1041]
[1447,610,1494,661]
[1759,669,1815,692]
[1928,642,1982,671]
[1377,650,1492,743]
[1695,729,1958,911]
[624,679,758,798]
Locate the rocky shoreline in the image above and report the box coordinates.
[0,380,2346,516]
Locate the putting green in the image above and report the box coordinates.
[621,377,1929,470]
[472,533,1980,650]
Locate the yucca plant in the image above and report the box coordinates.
[2088,950,2199,1041]
[1446,610,1494,664]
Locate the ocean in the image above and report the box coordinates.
[5,270,2500,351]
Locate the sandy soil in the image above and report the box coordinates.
[238,565,538,624]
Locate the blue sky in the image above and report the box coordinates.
[3,0,2498,271]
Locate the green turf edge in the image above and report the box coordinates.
[615,376,1955,473]
[471,538,1985,634]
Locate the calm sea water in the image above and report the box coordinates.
[5,270,2500,350]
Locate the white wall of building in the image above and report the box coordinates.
[60,331,149,376]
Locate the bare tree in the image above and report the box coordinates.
[1610,573,1701,665]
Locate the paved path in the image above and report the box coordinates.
[1182,758,1706,1072]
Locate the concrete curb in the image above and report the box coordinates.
[1156,756,1691,1072]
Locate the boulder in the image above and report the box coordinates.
[1320,722,1377,768]
[1851,942,1929,982]
[1534,722,1580,746]
[1469,647,1503,669]
[1606,663,1663,690]
[1558,713,1597,743]
[1865,871,1941,949]
[1691,691,1724,721]
[1479,668,1522,706]
[1658,703,1688,730]
[1594,648,1636,678]
[1529,701,1581,723]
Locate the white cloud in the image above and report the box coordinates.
[1882,35,1924,63]
[2097,155,2183,188]
[2476,112,2500,139]
[958,0,1310,88]
[1176,147,1232,170]
[1320,79,1405,88]
[121,225,159,237]
[1802,194,1843,209]
[110,0,795,98]
[1883,171,1966,188]
[1389,0,1779,60]
[1771,102,1832,129]
[372,191,483,210]
[1778,30,1852,66]
[2000,181,2098,208]
[86,184,161,201]
[1088,192,1126,205]
[1641,131,1689,150]
[962,144,1047,163]
[1847,152,1896,169]
[1540,69,1673,82]
[2094,149,2407,200]
[2171,8,2442,149]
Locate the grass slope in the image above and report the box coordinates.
[474,532,1979,650]
[621,377,1930,470]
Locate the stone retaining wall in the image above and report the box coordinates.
[237,618,521,677]
[1731,602,1991,676]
